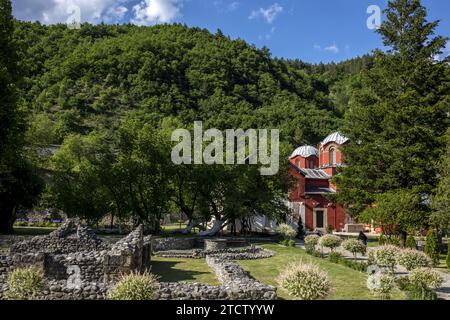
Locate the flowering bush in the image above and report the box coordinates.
[397,249,432,271]
[328,251,343,263]
[341,239,366,260]
[367,245,399,272]
[109,272,160,300]
[304,235,320,246]
[409,268,443,290]
[276,223,297,240]
[396,268,443,300]
[5,267,45,300]
[277,262,331,300]
[318,235,342,252]
[367,273,396,300]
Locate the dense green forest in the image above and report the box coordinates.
[1,0,447,236]
[13,22,370,148]
[3,20,373,233]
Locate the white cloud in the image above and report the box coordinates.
[249,3,283,24]
[227,1,240,11]
[258,27,276,41]
[433,41,450,61]
[314,43,341,54]
[213,1,240,13]
[442,41,450,58]
[324,44,339,54]
[105,5,128,21]
[132,0,183,25]
[12,0,130,24]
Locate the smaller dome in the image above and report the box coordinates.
[321,132,349,146]
[291,146,319,158]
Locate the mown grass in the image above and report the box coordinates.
[150,243,406,300]
[151,256,220,285]
[237,244,406,300]
[13,226,56,235]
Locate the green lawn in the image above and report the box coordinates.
[238,244,406,300]
[13,226,56,235]
[151,243,405,300]
[151,256,220,285]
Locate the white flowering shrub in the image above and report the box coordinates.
[5,267,45,300]
[341,239,366,259]
[409,268,443,290]
[367,273,396,299]
[276,223,297,240]
[277,262,331,300]
[109,272,160,300]
[397,249,432,271]
[304,235,320,246]
[367,245,399,271]
[318,235,342,251]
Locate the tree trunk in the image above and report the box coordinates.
[0,205,15,234]
[399,230,407,248]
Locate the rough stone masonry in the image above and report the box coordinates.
[0,221,277,300]
[0,220,151,300]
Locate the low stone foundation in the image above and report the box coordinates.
[155,245,277,300]
[1,226,277,300]
[205,239,227,251]
[151,236,277,252]
[151,237,197,252]
[155,246,275,260]
[0,221,151,300]
[206,256,277,300]
[10,221,109,255]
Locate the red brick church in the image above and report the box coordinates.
[288,132,352,232]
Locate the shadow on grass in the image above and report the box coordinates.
[13,227,56,236]
[151,259,215,283]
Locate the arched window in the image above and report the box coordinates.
[329,148,336,165]
[309,159,315,169]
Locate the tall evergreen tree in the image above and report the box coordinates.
[335,0,450,237]
[0,0,42,233]
[430,128,450,234]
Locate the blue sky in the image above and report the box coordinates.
[12,0,450,63]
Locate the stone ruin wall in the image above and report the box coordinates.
[152,238,277,300]
[155,257,277,300]
[0,222,277,300]
[0,221,151,300]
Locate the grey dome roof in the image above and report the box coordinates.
[291,145,319,158]
[321,132,349,146]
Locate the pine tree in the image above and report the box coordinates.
[297,215,305,240]
[335,0,450,232]
[431,129,450,233]
[405,235,417,249]
[425,229,440,265]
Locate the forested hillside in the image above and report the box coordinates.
[13,22,366,147]
[3,20,377,232]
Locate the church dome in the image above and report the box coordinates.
[291,145,319,158]
[321,132,349,146]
